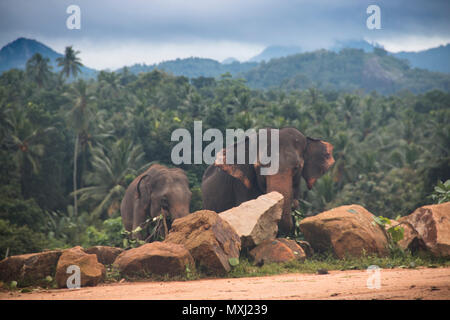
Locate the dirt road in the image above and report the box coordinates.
[2,267,450,300]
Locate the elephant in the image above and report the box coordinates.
[201,127,335,234]
[120,164,192,240]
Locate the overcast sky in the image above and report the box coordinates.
[1,0,449,70]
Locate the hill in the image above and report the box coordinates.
[242,48,450,94]
[248,41,450,75]
[0,38,97,78]
[118,57,257,78]
[1,38,449,94]
[393,44,450,73]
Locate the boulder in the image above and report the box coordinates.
[249,238,306,265]
[85,246,124,265]
[0,250,62,287]
[299,205,389,258]
[219,192,284,248]
[113,242,194,277]
[398,202,450,257]
[165,210,241,275]
[55,246,105,289]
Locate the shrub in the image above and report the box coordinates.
[0,219,48,256]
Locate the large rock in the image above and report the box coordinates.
[85,246,124,265]
[0,250,62,287]
[398,202,450,257]
[113,242,194,277]
[165,210,241,275]
[299,205,389,258]
[55,246,106,289]
[219,192,284,248]
[249,238,306,265]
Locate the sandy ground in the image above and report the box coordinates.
[1,267,450,300]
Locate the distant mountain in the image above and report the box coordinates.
[1,37,449,94]
[333,40,450,74]
[0,37,97,77]
[392,44,450,73]
[248,41,381,62]
[242,48,450,94]
[222,57,239,64]
[249,45,303,62]
[118,57,258,78]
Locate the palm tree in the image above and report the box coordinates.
[97,71,122,97]
[26,53,52,88]
[64,79,95,216]
[2,107,54,175]
[74,139,149,218]
[57,46,83,79]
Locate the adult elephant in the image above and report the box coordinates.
[201,127,335,234]
[121,164,192,240]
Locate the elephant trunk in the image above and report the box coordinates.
[266,169,294,234]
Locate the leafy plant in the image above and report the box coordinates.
[429,179,450,204]
[228,257,240,267]
[121,214,164,249]
[290,209,306,241]
[372,215,405,246]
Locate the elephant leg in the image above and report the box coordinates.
[266,169,294,234]
[234,177,262,206]
[202,166,237,213]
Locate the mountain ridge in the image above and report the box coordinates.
[1,37,449,94]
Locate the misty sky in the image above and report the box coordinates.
[1,0,449,70]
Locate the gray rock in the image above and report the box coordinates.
[219,192,284,248]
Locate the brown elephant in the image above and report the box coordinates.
[201,127,335,234]
[120,164,192,240]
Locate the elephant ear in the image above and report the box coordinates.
[136,174,151,199]
[213,130,262,189]
[214,146,253,189]
[303,137,335,189]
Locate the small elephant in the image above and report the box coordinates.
[120,164,192,240]
[201,127,335,234]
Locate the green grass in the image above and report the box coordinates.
[102,250,450,283]
[227,251,450,279]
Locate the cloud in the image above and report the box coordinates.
[1,0,449,68]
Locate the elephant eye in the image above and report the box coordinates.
[161,196,169,210]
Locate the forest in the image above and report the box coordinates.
[0,48,449,257]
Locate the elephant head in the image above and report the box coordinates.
[121,164,191,240]
[136,167,191,221]
[214,127,334,234]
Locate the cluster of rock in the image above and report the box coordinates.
[1,194,448,289]
[0,246,122,289]
[115,192,300,276]
[0,192,293,288]
[298,202,449,259]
